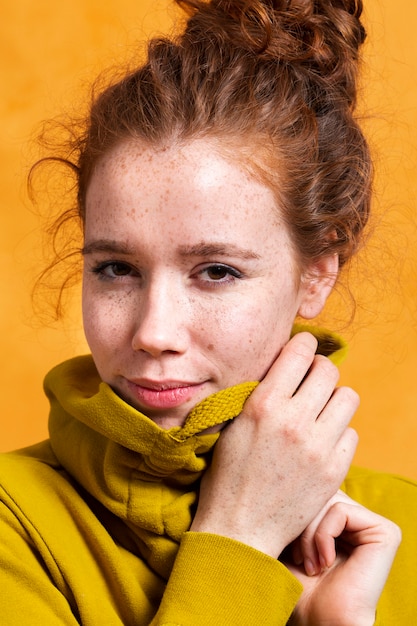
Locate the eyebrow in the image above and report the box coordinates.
[81,240,135,256]
[177,243,261,260]
[82,239,261,260]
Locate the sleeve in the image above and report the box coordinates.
[151,532,302,626]
[0,451,303,626]
[0,507,302,626]
[0,501,80,625]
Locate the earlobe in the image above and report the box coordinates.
[297,254,339,320]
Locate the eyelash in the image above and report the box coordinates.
[90,261,243,286]
[91,261,138,280]
[196,264,243,285]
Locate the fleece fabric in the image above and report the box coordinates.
[0,326,416,624]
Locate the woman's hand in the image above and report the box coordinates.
[286,491,401,626]
[191,332,359,558]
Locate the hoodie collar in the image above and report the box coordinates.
[45,325,347,578]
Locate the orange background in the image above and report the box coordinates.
[1,1,416,480]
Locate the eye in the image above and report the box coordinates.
[91,261,138,280]
[198,263,243,284]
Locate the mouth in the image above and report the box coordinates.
[125,379,206,410]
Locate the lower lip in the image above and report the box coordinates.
[126,381,205,410]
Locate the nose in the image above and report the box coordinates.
[131,278,188,357]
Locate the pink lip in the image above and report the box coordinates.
[126,379,205,410]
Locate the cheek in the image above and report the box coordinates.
[200,300,291,380]
[238,322,287,379]
[82,290,131,355]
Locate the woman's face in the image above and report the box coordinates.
[82,139,330,428]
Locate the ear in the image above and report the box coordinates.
[297,253,339,320]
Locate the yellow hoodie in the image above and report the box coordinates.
[0,331,416,624]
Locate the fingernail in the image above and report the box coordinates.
[304,558,317,576]
[319,554,328,571]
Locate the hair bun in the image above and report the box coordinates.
[177,0,366,106]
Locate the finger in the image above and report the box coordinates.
[305,387,359,458]
[249,332,319,402]
[316,385,360,426]
[298,491,360,574]
[332,424,359,465]
[294,353,340,411]
[283,357,341,434]
[315,501,401,571]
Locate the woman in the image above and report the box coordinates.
[0,0,416,624]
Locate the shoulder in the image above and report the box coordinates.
[0,441,62,487]
[344,464,417,495]
[343,465,417,528]
[0,441,81,520]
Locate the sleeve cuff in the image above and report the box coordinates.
[154,531,302,625]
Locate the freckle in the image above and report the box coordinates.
[207,343,214,351]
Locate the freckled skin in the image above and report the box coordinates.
[82,138,317,429]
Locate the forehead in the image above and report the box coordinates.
[90,138,269,193]
[83,138,300,267]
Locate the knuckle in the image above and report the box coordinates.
[344,427,359,453]
[314,524,330,544]
[244,381,281,419]
[322,466,340,488]
[243,393,273,422]
[336,386,360,409]
[329,500,348,515]
[319,462,346,491]
[288,332,318,361]
[315,353,338,375]
[279,420,306,446]
[299,528,314,550]
[306,446,325,467]
[386,520,402,546]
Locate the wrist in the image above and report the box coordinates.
[190,517,283,559]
